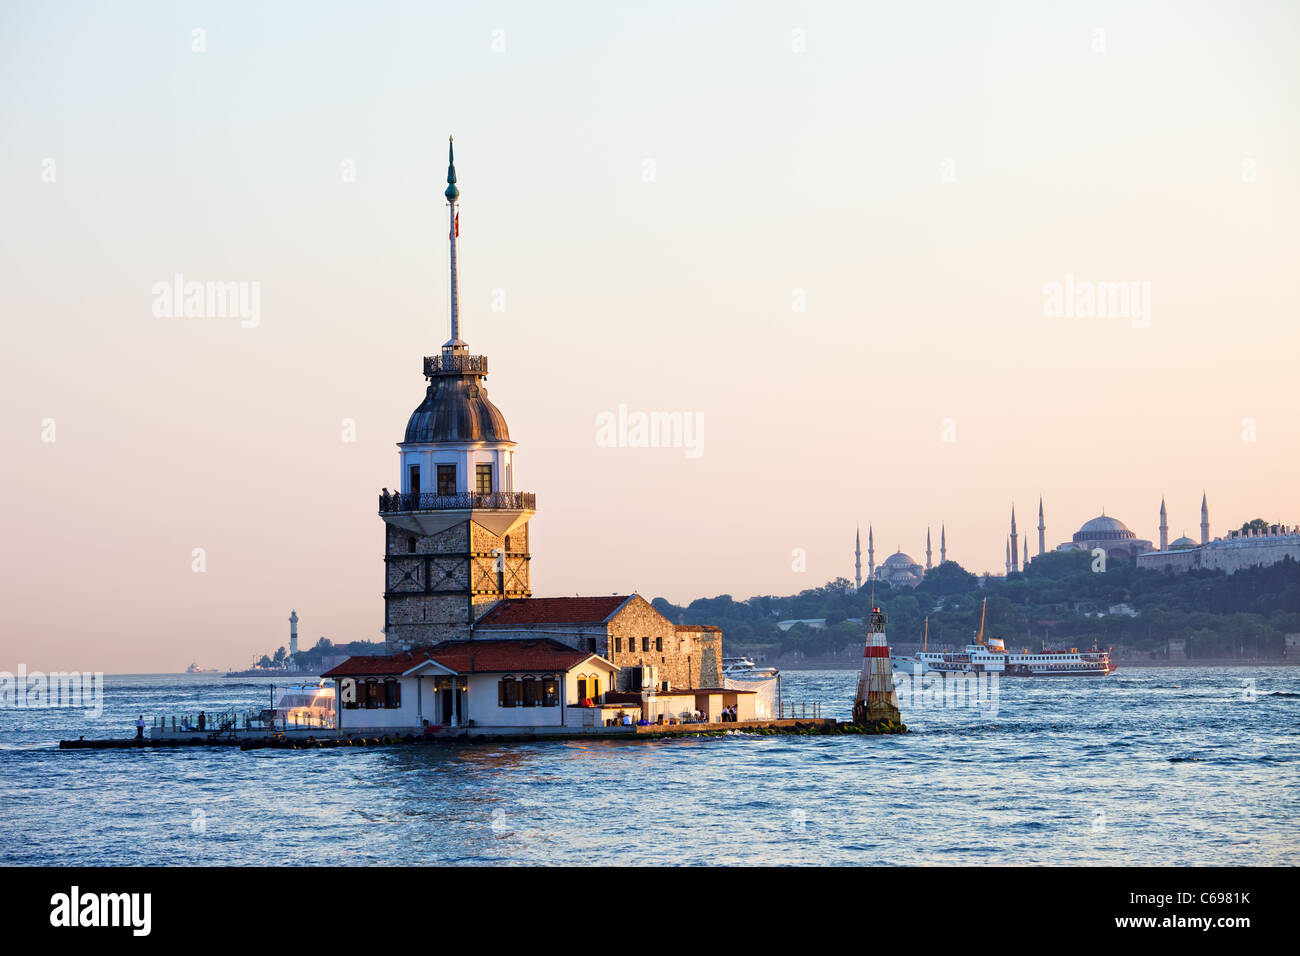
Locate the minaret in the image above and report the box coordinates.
[855,527,862,590]
[1023,537,1029,569]
[868,525,875,581]
[926,528,932,571]
[1200,492,1209,545]
[1010,505,1019,572]
[378,138,535,651]
[940,525,947,563]
[289,609,299,664]
[1159,497,1168,551]
[1037,496,1046,556]
[1005,538,1011,575]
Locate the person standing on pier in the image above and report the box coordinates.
[134,715,145,740]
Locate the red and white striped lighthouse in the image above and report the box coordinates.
[853,606,901,725]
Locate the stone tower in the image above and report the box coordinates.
[1200,492,1210,546]
[379,139,535,651]
[1159,497,1169,551]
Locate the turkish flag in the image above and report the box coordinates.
[450,212,459,239]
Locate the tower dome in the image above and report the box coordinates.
[404,361,510,443]
[882,551,917,568]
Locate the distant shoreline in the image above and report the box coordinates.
[769,659,1300,671]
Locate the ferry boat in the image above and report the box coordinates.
[891,602,1115,677]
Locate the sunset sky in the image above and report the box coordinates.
[1,1,1297,672]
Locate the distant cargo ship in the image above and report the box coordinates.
[185,660,220,674]
[892,601,1115,677]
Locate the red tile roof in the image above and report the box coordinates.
[425,638,601,673]
[321,639,607,678]
[321,650,436,678]
[475,595,634,627]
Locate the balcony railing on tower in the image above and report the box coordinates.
[379,490,535,514]
[424,352,487,376]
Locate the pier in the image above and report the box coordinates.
[59,716,905,751]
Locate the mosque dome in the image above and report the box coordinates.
[404,374,510,444]
[1168,536,1198,550]
[1074,514,1136,542]
[882,551,918,569]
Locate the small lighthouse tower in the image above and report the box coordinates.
[378,138,535,650]
[289,609,299,664]
[853,605,901,726]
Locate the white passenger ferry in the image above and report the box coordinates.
[892,602,1115,677]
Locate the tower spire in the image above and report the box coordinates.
[1010,504,1019,573]
[926,527,932,570]
[868,525,875,581]
[1200,491,1209,545]
[855,527,862,591]
[1159,496,1169,551]
[445,135,465,351]
[940,524,947,563]
[1037,495,1045,556]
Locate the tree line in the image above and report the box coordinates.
[651,551,1300,661]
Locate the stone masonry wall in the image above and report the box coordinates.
[606,597,723,692]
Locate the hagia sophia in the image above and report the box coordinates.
[856,493,1300,587]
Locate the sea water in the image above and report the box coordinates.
[0,667,1294,865]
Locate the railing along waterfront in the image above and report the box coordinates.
[776,701,822,720]
[378,490,536,514]
[153,706,336,735]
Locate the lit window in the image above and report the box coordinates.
[476,464,493,494]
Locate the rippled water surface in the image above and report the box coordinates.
[1,667,1295,865]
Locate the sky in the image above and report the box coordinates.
[1,0,1297,672]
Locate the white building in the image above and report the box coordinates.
[323,639,630,735]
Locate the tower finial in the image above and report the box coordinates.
[444,135,464,350]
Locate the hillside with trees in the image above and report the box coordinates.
[651,552,1300,663]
